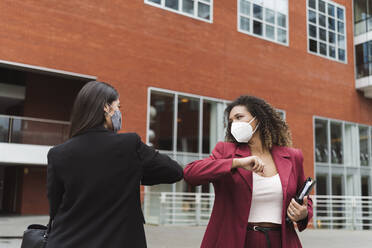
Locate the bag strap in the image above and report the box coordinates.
[45,216,54,238]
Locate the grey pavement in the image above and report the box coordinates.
[1,216,372,247]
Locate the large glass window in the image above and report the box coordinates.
[360,126,370,166]
[145,0,213,22]
[177,96,200,153]
[315,119,329,163]
[307,0,346,62]
[315,117,372,229]
[331,122,343,164]
[355,41,372,79]
[354,0,372,36]
[0,116,9,142]
[238,0,289,45]
[149,92,174,150]
[146,88,227,224]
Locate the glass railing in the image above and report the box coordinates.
[356,62,372,79]
[355,18,372,36]
[0,115,70,146]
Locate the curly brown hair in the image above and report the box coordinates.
[224,95,292,149]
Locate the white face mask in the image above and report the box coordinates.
[231,117,259,143]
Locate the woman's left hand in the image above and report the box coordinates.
[287,196,308,222]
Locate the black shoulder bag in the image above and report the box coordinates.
[20,217,53,248]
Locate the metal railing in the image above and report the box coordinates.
[0,114,70,146]
[147,192,372,229]
[313,195,372,230]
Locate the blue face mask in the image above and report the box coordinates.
[111,110,122,133]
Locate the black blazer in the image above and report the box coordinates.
[46,126,183,248]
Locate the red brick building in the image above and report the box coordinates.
[0,0,371,228]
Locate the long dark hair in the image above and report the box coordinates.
[69,81,119,137]
[224,95,292,150]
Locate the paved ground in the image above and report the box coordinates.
[1,216,372,247]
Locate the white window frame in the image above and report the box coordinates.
[146,87,229,153]
[144,0,213,23]
[306,0,348,64]
[237,0,290,46]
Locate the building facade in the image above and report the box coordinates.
[0,0,371,229]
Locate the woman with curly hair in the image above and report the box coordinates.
[184,95,312,248]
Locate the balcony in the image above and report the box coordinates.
[355,63,372,98]
[0,115,70,165]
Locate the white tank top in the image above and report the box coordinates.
[248,173,283,224]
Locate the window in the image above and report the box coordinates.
[307,0,346,63]
[355,41,372,78]
[145,0,213,22]
[354,0,372,36]
[360,126,370,166]
[314,117,372,229]
[145,88,227,224]
[238,0,289,45]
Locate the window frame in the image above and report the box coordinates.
[306,0,348,63]
[146,87,229,155]
[237,0,290,46]
[145,0,214,23]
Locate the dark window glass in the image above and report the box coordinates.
[328,3,335,17]
[309,10,316,24]
[309,24,317,38]
[309,39,317,52]
[165,0,179,10]
[182,0,194,15]
[0,116,9,142]
[355,0,368,22]
[309,0,316,9]
[319,14,326,27]
[148,0,161,4]
[316,174,329,219]
[338,21,345,34]
[319,42,327,55]
[277,13,286,28]
[329,46,336,58]
[177,96,199,153]
[253,4,263,20]
[328,17,335,30]
[277,29,287,43]
[338,48,345,61]
[337,7,344,21]
[202,101,218,154]
[331,122,343,164]
[253,20,263,35]
[329,31,336,44]
[319,0,326,13]
[359,126,369,166]
[319,28,327,41]
[315,119,328,162]
[198,2,210,20]
[150,92,174,150]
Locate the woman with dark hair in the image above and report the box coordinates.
[46,81,183,248]
[184,95,312,248]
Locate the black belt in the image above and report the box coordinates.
[247,225,281,248]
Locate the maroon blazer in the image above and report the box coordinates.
[184,142,313,248]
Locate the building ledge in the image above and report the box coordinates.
[0,143,51,165]
[356,77,372,98]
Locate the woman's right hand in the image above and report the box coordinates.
[232,156,265,174]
